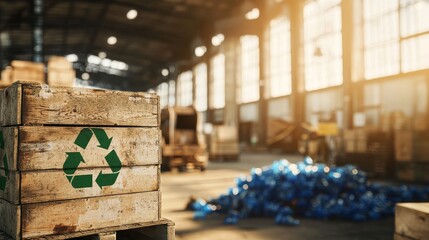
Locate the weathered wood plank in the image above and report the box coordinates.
[0,171,19,204]
[395,203,429,240]
[21,191,160,239]
[0,84,21,127]
[14,126,160,171]
[20,165,159,204]
[0,198,20,240]
[0,127,18,171]
[15,82,158,127]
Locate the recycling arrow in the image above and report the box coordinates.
[63,128,122,189]
[0,131,9,191]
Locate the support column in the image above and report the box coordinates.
[257,3,268,147]
[32,0,44,62]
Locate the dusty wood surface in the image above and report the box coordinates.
[0,171,20,204]
[0,84,21,126]
[20,165,159,204]
[0,127,18,172]
[395,203,429,240]
[0,198,20,240]
[0,219,174,240]
[0,126,161,171]
[21,191,160,239]
[1,82,159,127]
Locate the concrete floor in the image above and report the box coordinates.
[161,153,394,240]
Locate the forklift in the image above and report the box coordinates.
[161,106,208,171]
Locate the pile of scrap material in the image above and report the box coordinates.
[190,157,429,225]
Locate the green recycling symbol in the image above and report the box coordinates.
[0,131,9,191]
[63,128,122,189]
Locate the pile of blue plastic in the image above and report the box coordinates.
[191,157,429,225]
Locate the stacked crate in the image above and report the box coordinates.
[0,82,164,239]
[0,61,45,89]
[47,56,76,87]
[210,125,240,161]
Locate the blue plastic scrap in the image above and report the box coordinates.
[190,157,429,225]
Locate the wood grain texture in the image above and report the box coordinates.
[0,199,20,240]
[20,218,173,240]
[395,203,429,240]
[0,127,18,170]
[21,191,160,239]
[20,165,159,204]
[16,126,160,171]
[0,171,19,204]
[0,83,21,126]
[17,82,158,127]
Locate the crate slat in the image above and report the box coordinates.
[0,126,160,171]
[19,191,160,239]
[0,82,159,127]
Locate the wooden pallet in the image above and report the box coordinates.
[0,219,174,240]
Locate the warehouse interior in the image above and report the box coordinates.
[0,0,429,240]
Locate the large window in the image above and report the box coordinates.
[177,71,193,107]
[303,0,343,91]
[364,0,429,79]
[156,82,168,109]
[210,53,226,109]
[194,63,208,112]
[239,35,260,103]
[269,16,292,97]
[168,80,175,107]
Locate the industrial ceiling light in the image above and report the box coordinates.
[107,36,117,45]
[98,51,107,59]
[245,8,260,20]
[81,72,90,80]
[65,54,78,62]
[211,33,225,46]
[161,68,169,76]
[194,46,207,57]
[126,9,138,20]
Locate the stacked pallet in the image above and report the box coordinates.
[47,56,76,87]
[395,203,429,240]
[395,131,429,182]
[0,82,173,239]
[0,61,45,88]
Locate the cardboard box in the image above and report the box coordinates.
[0,82,161,239]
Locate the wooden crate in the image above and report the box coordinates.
[0,82,162,239]
[0,218,175,240]
[395,203,429,240]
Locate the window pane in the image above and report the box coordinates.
[210,53,225,109]
[239,35,260,103]
[269,16,292,97]
[156,82,168,109]
[402,33,429,72]
[365,43,400,79]
[400,0,429,37]
[194,63,207,112]
[303,1,343,91]
[363,0,398,20]
[168,80,175,107]
[177,71,193,107]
